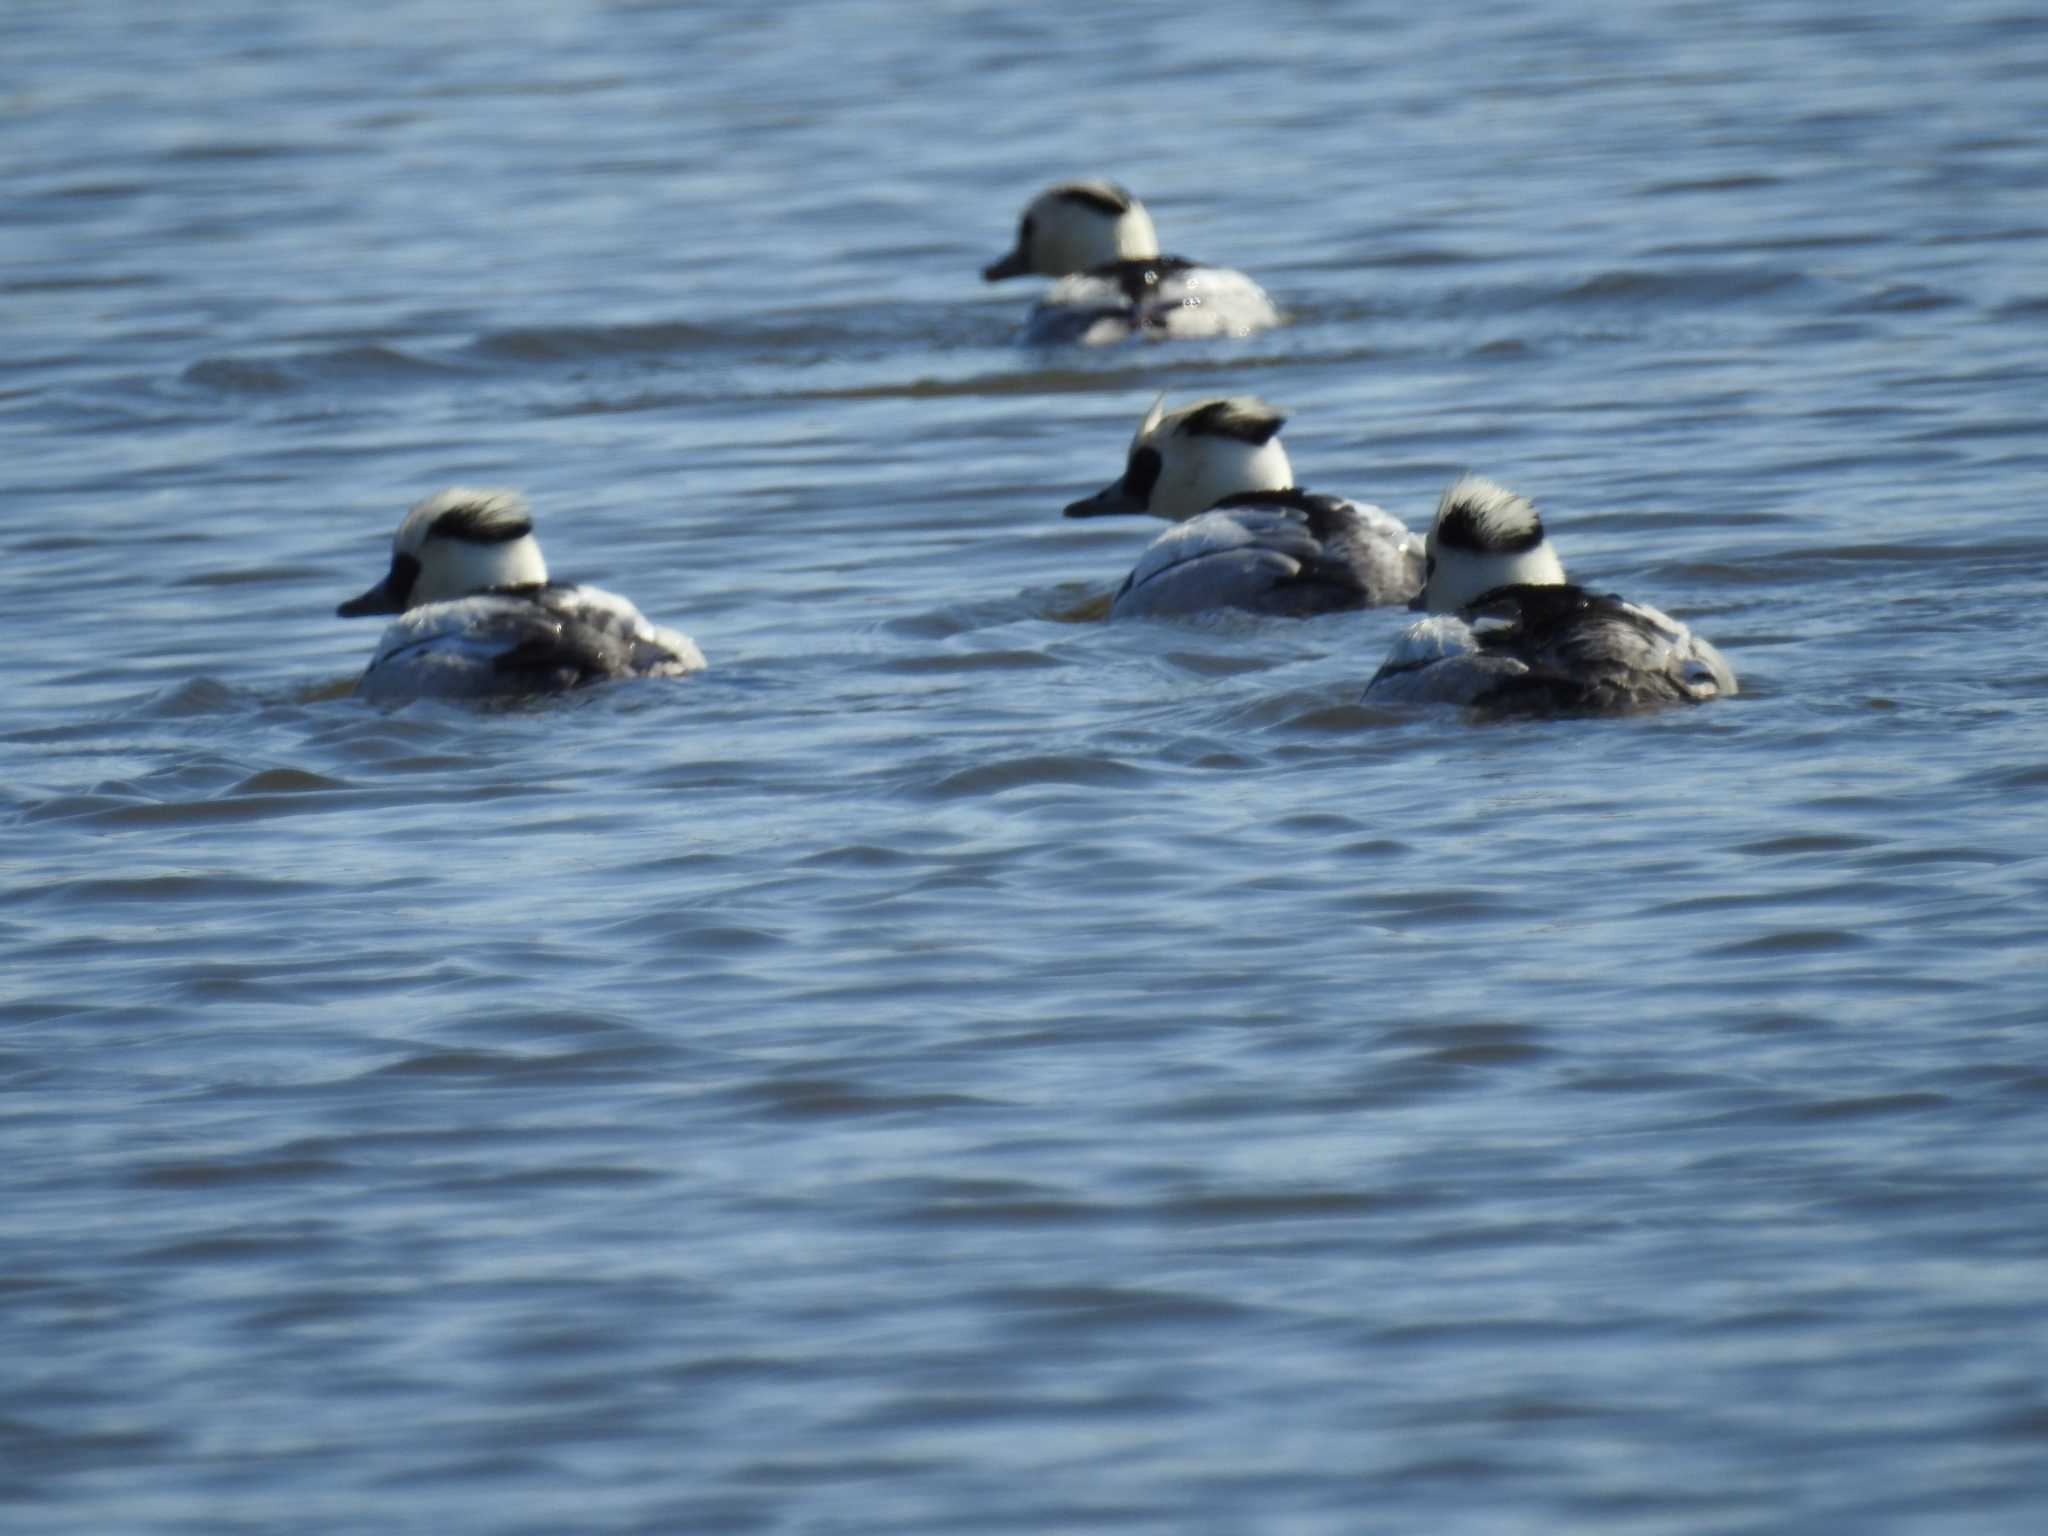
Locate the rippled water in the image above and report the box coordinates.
[7,2,2048,1530]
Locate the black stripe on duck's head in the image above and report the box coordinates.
[338,487,548,617]
[984,178,1160,281]
[1432,475,1546,556]
[419,491,533,547]
[1053,180,1139,218]
[1174,396,1286,448]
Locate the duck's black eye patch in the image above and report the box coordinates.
[387,551,422,607]
[427,504,532,544]
[1122,446,1162,507]
[1017,213,1035,250]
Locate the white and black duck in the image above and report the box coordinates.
[336,487,705,703]
[983,180,1281,345]
[1064,395,1422,620]
[1364,475,1736,714]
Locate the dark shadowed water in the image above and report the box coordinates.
[6,2,2048,1531]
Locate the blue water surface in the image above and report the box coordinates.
[4,2,2048,1531]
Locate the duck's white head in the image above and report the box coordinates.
[1417,474,1567,612]
[1064,396,1294,524]
[983,180,1160,281]
[337,487,549,617]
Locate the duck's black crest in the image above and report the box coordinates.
[1055,182,1137,217]
[1178,398,1286,446]
[428,502,533,545]
[490,629,619,689]
[1434,495,1545,556]
[1463,583,1700,714]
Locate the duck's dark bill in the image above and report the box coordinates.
[982,249,1029,282]
[337,578,401,618]
[1063,484,1147,518]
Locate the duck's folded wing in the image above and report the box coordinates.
[1447,586,1734,713]
[1108,507,1326,619]
[1109,497,1418,620]
[1024,268,1159,345]
[1294,495,1423,607]
[361,590,702,700]
[1022,295,1136,346]
[542,587,706,676]
[1206,492,1423,609]
[1513,591,1735,707]
[1607,598,1737,700]
[1364,615,1530,704]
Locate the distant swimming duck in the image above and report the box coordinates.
[983,180,1281,345]
[1363,475,1736,714]
[336,487,704,703]
[1065,395,1422,620]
